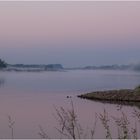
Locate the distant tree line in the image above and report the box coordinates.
[0,58,7,68]
[83,64,140,71]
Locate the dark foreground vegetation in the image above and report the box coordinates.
[5,101,140,139]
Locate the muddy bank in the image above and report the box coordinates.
[78,87,140,102]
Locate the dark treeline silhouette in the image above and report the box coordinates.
[0,58,7,68]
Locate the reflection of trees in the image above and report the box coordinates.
[0,78,5,88]
[88,99,140,110]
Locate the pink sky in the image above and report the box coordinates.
[0,2,140,44]
[0,1,140,66]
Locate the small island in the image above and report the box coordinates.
[78,85,140,102]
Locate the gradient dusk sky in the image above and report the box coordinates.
[0,1,140,67]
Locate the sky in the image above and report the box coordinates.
[0,1,140,67]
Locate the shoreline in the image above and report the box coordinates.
[77,87,140,103]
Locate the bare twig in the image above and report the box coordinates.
[90,113,98,139]
[8,115,15,139]
[54,100,83,139]
[99,109,112,139]
[38,125,49,139]
[112,111,130,139]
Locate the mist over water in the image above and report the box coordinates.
[0,70,140,138]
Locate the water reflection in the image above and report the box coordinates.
[0,78,5,88]
[0,70,139,138]
[82,98,140,110]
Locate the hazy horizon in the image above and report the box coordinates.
[0,1,140,67]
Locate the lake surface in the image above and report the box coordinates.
[0,70,140,138]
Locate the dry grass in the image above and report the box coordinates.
[51,101,140,139]
[4,101,140,139]
[53,101,83,139]
[99,109,112,139]
[8,115,15,139]
[38,125,50,139]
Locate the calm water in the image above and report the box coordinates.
[0,70,140,138]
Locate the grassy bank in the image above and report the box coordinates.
[78,86,140,102]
